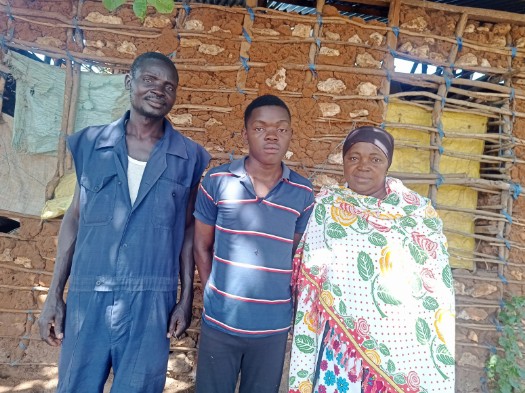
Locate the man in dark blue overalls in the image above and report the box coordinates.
[38,52,210,393]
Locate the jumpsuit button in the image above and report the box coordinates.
[172,192,176,197]
[95,280,102,286]
[122,243,128,248]
[94,186,99,191]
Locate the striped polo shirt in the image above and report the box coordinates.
[194,157,314,337]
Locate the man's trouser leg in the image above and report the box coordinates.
[238,330,288,393]
[195,323,242,393]
[57,291,112,393]
[195,322,288,393]
[57,290,174,393]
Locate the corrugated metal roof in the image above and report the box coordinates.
[186,0,525,21]
[429,0,525,14]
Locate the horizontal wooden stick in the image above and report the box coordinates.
[0,263,52,276]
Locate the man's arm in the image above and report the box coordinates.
[38,184,80,346]
[292,232,303,257]
[193,219,215,292]
[167,185,199,339]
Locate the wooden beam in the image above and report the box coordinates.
[402,0,525,26]
[336,0,390,7]
[337,0,525,26]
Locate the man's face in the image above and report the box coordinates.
[242,105,292,166]
[125,59,178,119]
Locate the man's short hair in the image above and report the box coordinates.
[130,52,178,83]
[244,95,291,127]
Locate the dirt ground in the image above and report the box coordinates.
[0,344,291,393]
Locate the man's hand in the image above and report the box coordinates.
[167,299,192,339]
[38,296,66,346]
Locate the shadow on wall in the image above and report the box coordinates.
[0,216,20,233]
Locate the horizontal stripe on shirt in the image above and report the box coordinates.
[262,200,300,216]
[209,283,291,304]
[204,312,291,335]
[218,197,259,205]
[216,224,293,243]
[214,255,292,274]
[210,172,234,177]
[285,179,313,193]
[199,184,215,204]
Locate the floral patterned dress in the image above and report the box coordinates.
[288,179,455,393]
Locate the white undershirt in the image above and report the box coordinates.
[127,156,147,206]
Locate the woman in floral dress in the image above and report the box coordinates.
[288,126,455,393]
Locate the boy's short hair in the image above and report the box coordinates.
[244,95,291,127]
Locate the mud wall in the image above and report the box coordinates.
[1,0,525,392]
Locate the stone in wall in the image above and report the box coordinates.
[117,41,137,56]
[180,38,201,48]
[328,152,343,165]
[349,109,369,118]
[467,330,478,343]
[292,24,312,38]
[458,352,483,368]
[319,47,340,57]
[35,37,62,48]
[457,307,488,321]
[401,16,428,32]
[85,11,123,24]
[209,26,231,34]
[143,16,172,28]
[184,19,205,31]
[409,45,430,59]
[313,174,339,188]
[493,23,511,35]
[317,78,346,94]
[252,28,280,36]
[470,283,498,298]
[168,113,193,126]
[356,82,378,96]
[368,32,385,47]
[319,103,341,117]
[348,34,363,44]
[356,53,381,68]
[198,44,225,56]
[456,53,478,67]
[324,31,340,41]
[266,68,287,91]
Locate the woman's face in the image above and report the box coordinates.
[343,142,389,198]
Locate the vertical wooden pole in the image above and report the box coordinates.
[305,0,325,83]
[0,73,5,123]
[381,0,401,122]
[235,0,257,92]
[497,30,516,299]
[428,12,468,205]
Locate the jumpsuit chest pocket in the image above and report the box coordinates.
[80,174,118,225]
[152,178,189,228]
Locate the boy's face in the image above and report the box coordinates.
[242,105,293,166]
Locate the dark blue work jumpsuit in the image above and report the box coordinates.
[57,112,210,393]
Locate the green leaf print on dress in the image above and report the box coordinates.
[377,285,402,305]
[327,222,347,239]
[382,193,400,205]
[368,232,388,247]
[423,296,439,311]
[416,318,431,345]
[315,204,326,225]
[409,243,428,265]
[357,252,375,281]
[295,335,316,354]
[436,344,455,365]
